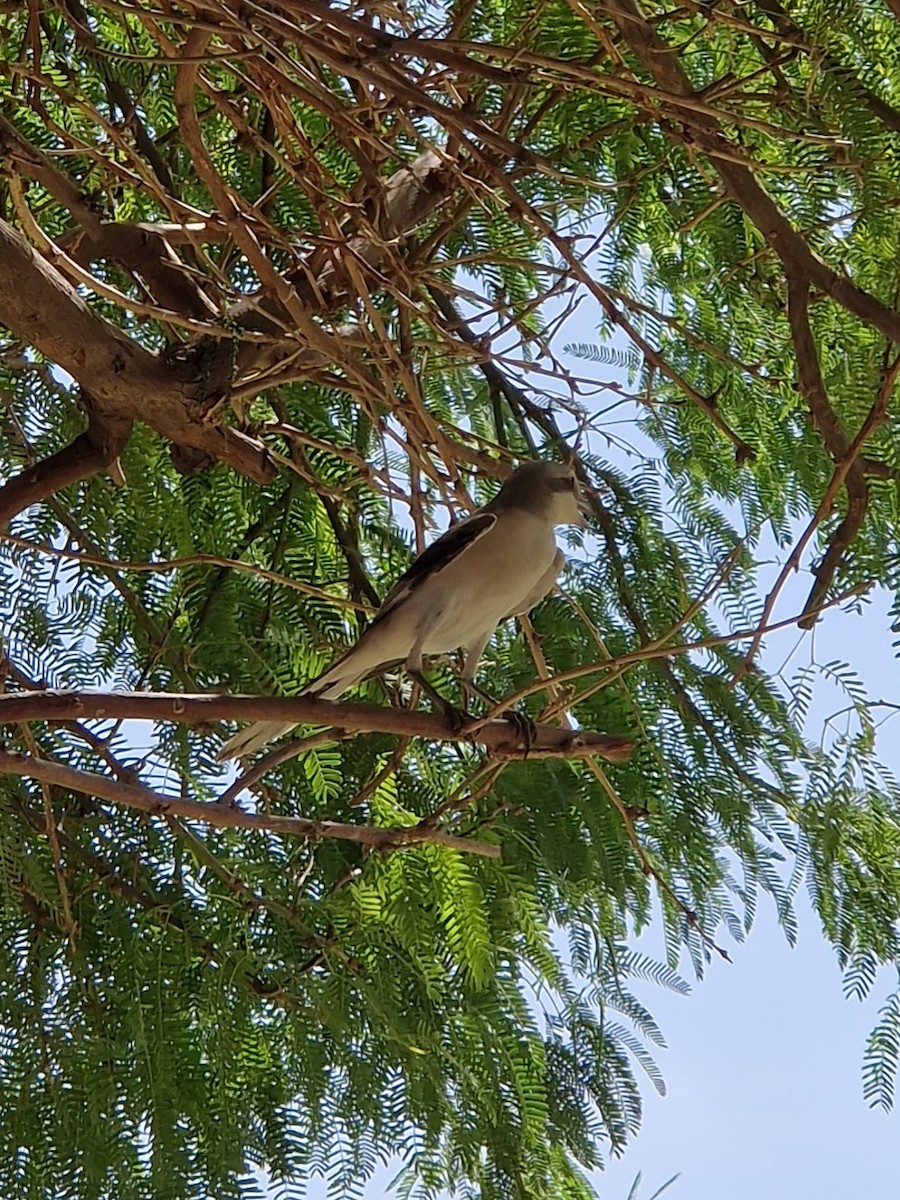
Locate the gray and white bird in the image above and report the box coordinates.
[219,459,586,760]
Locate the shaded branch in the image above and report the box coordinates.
[732,360,896,679]
[62,221,218,319]
[318,490,382,609]
[65,0,176,192]
[428,284,554,434]
[859,456,900,482]
[0,216,277,486]
[0,749,501,858]
[753,0,900,135]
[606,0,900,344]
[0,405,131,528]
[786,281,873,628]
[11,796,325,1000]
[0,689,635,761]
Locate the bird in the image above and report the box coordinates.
[218,459,587,760]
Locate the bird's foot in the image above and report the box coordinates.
[443,702,476,735]
[409,670,474,734]
[502,708,537,754]
[460,681,536,753]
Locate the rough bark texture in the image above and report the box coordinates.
[0,689,636,762]
[0,217,277,514]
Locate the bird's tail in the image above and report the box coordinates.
[216,644,387,761]
[217,720,295,762]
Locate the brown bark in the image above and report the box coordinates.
[0,689,635,762]
[0,217,276,526]
[0,407,132,529]
[62,222,218,319]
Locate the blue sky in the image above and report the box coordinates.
[599,544,900,1198]
[603,557,900,1198]
[598,887,900,1200]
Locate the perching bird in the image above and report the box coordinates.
[219,459,586,760]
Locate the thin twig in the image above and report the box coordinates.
[0,533,371,614]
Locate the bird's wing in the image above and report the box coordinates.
[297,511,497,701]
[374,510,498,623]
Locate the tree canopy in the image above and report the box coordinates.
[2,0,900,1196]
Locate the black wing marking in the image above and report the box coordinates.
[374,511,497,623]
[302,512,496,695]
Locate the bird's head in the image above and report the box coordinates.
[496,460,589,527]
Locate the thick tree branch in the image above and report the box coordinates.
[0,750,501,858]
[0,217,277,499]
[62,222,218,319]
[0,405,132,528]
[0,690,635,762]
[3,115,214,335]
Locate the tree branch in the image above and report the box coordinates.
[732,365,895,679]
[0,689,635,762]
[786,281,873,627]
[0,749,500,857]
[0,405,132,528]
[605,0,900,344]
[751,0,900,135]
[0,216,277,486]
[62,221,218,319]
